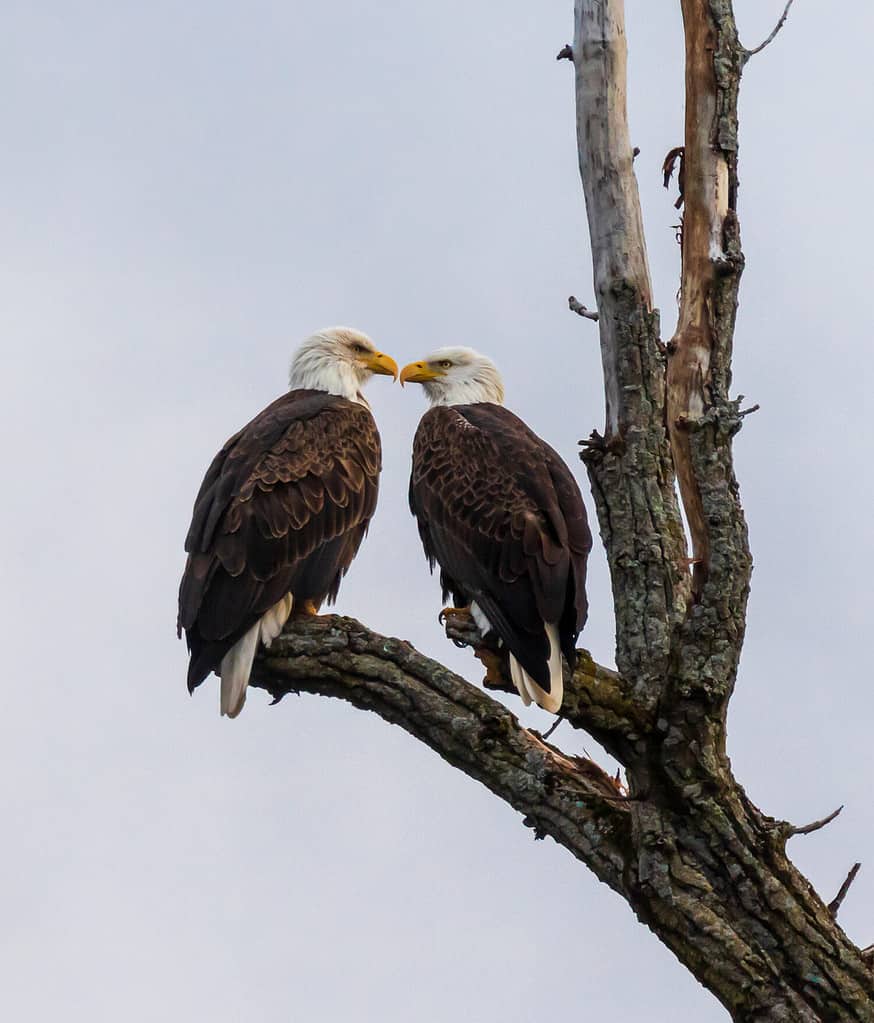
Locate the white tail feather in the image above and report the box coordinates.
[261,593,294,648]
[508,622,563,715]
[470,602,564,713]
[219,595,294,718]
[508,655,532,706]
[220,622,260,718]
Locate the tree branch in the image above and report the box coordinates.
[787,805,844,838]
[829,863,862,918]
[572,0,691,707]
[572,0,652,439]
[745,0,797,57]
[568,295,599,321]
[667,0,745,602]
[662,3,752,722]
[250,614,632,892]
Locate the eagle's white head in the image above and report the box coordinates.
[289,327,398,404]
[399,347,505,406]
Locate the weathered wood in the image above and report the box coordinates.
[572,0,691,706]
[661,0,751,722]
[571,0,652,440]
[666,0,749,608]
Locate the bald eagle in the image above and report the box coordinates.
[178,327,398,718]
[400,348,591,714]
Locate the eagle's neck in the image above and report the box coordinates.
[289,349,367,405]
[425,378,504,407]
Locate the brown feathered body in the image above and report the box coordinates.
[178,389,381,709]
[409,403,591,710]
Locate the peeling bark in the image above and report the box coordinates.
[667,0,747,600]
[245,2,874,1019]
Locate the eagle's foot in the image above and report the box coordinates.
[440,607,478,648]
[293,599,322,617]
[438,606,471,626]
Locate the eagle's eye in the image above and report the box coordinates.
[438,360,452,369]
[351,343,367,354]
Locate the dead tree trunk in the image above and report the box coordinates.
[251,1,874,1018]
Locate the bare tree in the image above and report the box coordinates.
[251,2,873,1019]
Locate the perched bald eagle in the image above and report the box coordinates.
[178,327,397,718]
[400,348,591,714]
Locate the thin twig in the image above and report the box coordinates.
[787,805,843,838]
[569,296,599,321]
[746,0,796,57]
[731,395,760,420]
[828,862,861,917]
[542,716,564,741]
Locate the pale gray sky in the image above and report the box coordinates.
[2,2,872,1020]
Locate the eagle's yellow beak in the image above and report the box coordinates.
[363,351,399,380]
[400,361,443,386]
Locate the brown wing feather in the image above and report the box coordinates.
[409,403,590,689]
[179,389,381,691]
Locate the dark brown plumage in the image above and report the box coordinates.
[178,389,381,695]
[409,403,591,706]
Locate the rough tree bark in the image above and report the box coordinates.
[250,2,873,1019]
